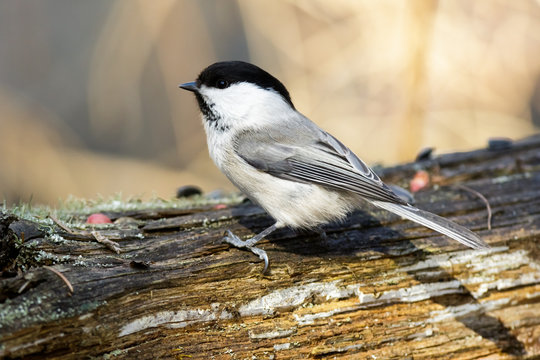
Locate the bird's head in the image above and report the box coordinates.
[180,61,295,132]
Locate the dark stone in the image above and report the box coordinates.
[176,185,203,198]
[488,137,513,151]
[415,147,434,161]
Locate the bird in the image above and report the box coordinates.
[179,61,489,272]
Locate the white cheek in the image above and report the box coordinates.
[199,83,292,130]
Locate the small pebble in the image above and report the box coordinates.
[176,185,202,198]
[205,189,228,200]
[415,147,434,161]
[114,216,139,229]
[114,216,138,225]
[488,137,512,151]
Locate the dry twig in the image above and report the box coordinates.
[43,265,74,294]
[17,281,30,294]
[49,214,75,234]
[91,231,121,254]
[455,184,492,230]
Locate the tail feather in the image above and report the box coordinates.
[371,201,489,249]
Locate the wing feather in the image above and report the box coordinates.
[234,126,406,204]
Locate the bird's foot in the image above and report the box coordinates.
[222,230,269,273]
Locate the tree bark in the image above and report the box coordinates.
[1,135,540,359]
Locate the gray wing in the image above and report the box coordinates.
[234,123,406,205]
[234,119,489,250]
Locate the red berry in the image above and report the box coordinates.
[86,213,112,224]
[410,171,430,192]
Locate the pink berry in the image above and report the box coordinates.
[410,171,430,193]
[86,213,112,224]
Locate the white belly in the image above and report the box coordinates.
[215,147,356,229]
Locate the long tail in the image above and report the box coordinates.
[370,201,489,249]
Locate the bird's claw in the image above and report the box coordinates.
[222,230,269,273]
[249,246,269,274]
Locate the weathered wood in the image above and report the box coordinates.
[1,135,540,359]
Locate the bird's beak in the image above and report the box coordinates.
[179,81,198,92]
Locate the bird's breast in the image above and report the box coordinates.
[208,142,357,229]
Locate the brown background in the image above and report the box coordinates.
[1,0,539,205]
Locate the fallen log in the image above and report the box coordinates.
[1,135,540,359]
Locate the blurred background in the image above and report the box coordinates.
[1,0,540,205]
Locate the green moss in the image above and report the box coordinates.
[3,193,245,223]
[0,289,105,331]
[58,193,245,215]
[2,192,245,271]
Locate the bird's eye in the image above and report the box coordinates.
[216,79,229,89]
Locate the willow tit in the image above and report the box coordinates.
[180,61,489,272]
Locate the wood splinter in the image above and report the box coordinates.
[42,265,74,295]
[455,184,493,230]
[91,231,121,254]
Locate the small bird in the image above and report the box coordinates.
[180,61,489,272]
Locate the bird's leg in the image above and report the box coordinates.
[222,224,278,273]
